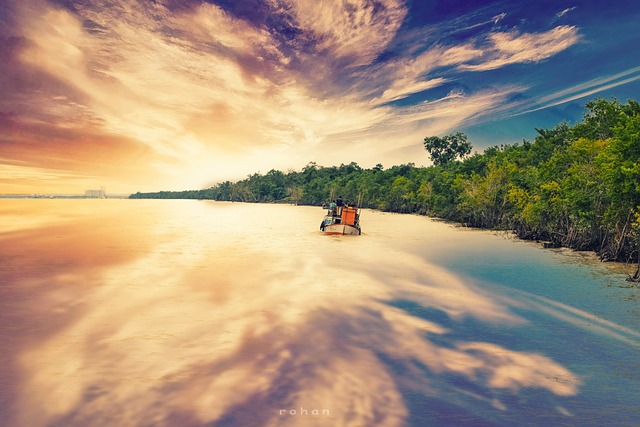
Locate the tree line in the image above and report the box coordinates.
[130,98,640,279]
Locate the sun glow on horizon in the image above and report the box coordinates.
[1,0,637,193]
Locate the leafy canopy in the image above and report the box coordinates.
[423,132,472,166]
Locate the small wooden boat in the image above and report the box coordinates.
[320,205,361,235]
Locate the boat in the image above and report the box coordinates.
[320,204,361,235]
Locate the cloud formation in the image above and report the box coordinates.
[458,26,581,71]
[6,203,584,426]
[0,0,587,192]
[523,65,640,113]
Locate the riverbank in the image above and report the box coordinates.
[438,219,639,283]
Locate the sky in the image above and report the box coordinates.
[1,0,639,194]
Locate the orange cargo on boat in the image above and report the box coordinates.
[341,208,357,225]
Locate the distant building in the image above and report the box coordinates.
[85,188,106,198]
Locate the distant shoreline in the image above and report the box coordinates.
[0,194,131,199]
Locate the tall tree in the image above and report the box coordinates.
[423,132,472,166]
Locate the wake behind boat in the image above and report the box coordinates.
[320,202,361,235]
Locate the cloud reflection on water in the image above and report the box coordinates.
[3,201,585,426]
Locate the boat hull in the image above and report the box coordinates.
[323,223,361,235]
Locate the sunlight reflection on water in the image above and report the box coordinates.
[1,200,638,426]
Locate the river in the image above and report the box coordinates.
[1,200,638,427]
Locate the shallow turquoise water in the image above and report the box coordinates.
[0,200,638,426]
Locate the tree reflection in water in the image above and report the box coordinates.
[2,201,637,427]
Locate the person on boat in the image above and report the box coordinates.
[335,196,344,217]
[329,200,337,216]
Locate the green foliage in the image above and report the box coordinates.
[423,132,472,166]
[131,97,640,263]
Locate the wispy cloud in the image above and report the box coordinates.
[536,66,640,106]
[458,26,581,71]
[391,89,521,129]
[510,66,640,117]
[286,0,407,67]
[0,0,585,192]
[493,12,507,24]
[557,6,577,18]
[373,44,483,103]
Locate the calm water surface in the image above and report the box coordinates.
[1,200,639,427]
